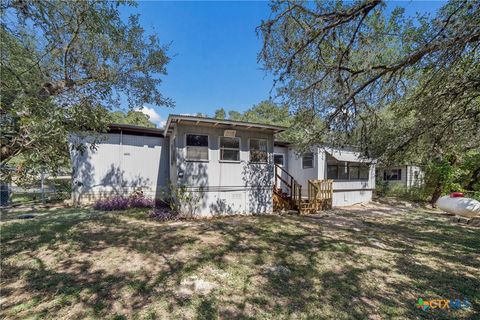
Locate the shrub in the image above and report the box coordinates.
[148,208,179,222]
[375,182,429,202]
[128,194,154,208]
[168,185,201,218]
[93,197,130,211]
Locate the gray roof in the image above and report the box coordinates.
[108,123,164,137]
[164,114,287,136]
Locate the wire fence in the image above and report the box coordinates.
[1,176,72,207]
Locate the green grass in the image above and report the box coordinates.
[1,203,479,319]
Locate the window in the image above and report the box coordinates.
[327,165,338,179]
[186,134,209,161]
[249,139,268,163]
[384,169,402,181]
[274,154,284,166]
[338,161,349,179]
[359,165,369,180]
[302,152,314,169]
[326,154,370,180]
[349,163,360,180]
[219,137,240,161]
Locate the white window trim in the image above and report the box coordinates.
[248,138,269,163]
[185,133,210,162]
[302,152,314,169]
[218,136,241,163]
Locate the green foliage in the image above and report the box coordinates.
[260,0,480,198]
[108,110,156,128]
[214,108,226,120]
[260,1,479,148]
[376,182,428,203]
[424,158,462,196]
[215,100,298,142]
[167,184,201,218]
[1,0,171,183]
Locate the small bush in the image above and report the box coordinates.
[148,208,179,222]
[375,182,429,202]
[93,191,160,211]
[93,197,130,211]
[128,194,154,208]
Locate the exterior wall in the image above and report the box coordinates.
[70,133,169,203]
[169,126,178,186]
[287,147,320,197]
[172,124,275,216]
[406,165,424,188]
[332,190,373,207]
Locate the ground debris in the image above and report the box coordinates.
[177,276,218,297]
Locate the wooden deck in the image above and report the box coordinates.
[273,164,333,214]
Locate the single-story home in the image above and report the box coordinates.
[69,114,376,216]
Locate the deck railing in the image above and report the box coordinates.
[307,179,333,210]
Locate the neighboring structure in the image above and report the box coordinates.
[377,165,424,189]
[70,115,376,215]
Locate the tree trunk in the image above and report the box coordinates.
[466,166,480,190]
[430,182,443,208]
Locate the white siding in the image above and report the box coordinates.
[172,124,275,216]
[287,147,320,197]
[70,133,169,203]
[406,165,424,188]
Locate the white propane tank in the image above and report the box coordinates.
[436,195,480,218]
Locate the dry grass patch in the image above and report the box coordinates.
[1,202,479,319]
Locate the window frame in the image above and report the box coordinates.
[218,136,241,162]
[302,152,314,169]
[248,138,268,163]
[185,133,210,162]
[273,153,285,166]
[326,159,370,181]
[384,169,402,181]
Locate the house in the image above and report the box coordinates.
[377,165,424,189]
[69,115,376,216]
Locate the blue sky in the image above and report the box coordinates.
[122,1,446,127]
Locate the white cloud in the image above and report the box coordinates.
[135,106,166,128]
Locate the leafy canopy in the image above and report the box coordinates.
[108,110,156,128]
[1,0,171,181]
[259,0,480,158]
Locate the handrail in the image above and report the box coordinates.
[274,164,302,210]
[275,163,296,180]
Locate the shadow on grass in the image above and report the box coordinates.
[1,206,479,319]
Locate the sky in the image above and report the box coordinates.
[122,1,447,128]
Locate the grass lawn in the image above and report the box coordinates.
[1,201,479,319]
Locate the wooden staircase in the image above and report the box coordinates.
[273,164,302,212]
[273,164,333,214]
